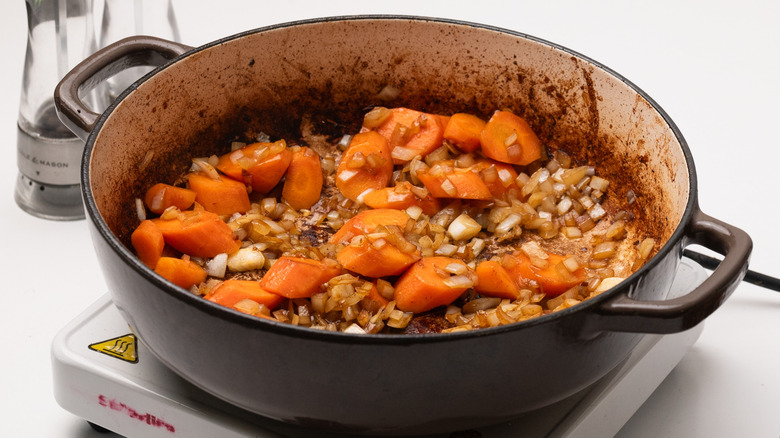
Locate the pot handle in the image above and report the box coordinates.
[54,36,192,141]
[587,208,752,334]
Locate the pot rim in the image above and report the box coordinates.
[81,14,698,344]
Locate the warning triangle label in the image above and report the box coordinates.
[88,334,138,363]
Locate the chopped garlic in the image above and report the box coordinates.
[227,244,267,272]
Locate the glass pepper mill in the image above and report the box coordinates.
[15,0,99,220]
[14,0,180,220]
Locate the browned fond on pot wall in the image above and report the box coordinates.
[89,18,687,252]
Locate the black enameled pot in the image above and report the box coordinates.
[55,16,751,435]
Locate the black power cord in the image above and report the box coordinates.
[683,249,780,292]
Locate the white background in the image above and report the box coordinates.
[1,0,778,436]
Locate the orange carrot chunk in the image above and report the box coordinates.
[368,107,445,164]
[216,140,292,194]
[152,210,240,258]
[443,113,486,153]
[282,146,323,210]
[337,238,420,278]
[394,257,475,313]
[187,172,250,216]
[144,183,197,215]
[336,131,394,202]
[417,163,493,200]
[474,260,521,300]
[362,181,441,216]
[259,256,341,299]
[480,110,543,166]
[503,251,586,296]
[330,208,411,244]
[154,257,207,289]
[205,279,284,310]
[131,220,165,269]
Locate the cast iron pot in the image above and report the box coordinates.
[55,16,752,435]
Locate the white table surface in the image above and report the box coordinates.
[1,1,778,437]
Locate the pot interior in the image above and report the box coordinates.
[87,17,691,276]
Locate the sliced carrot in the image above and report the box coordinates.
[330,208,411,244]
[131,220,165,269]
[369,107,445,164]
[394,257,474,313]
[205,279,284,310]
[282,146,323,210]
[216,140,292,194]
[337,237,420,278]
[474,260,521,300]
[154,257,207,289]
[187,172,250,216]
[417,163,493,200]
[503,251,586,296]
[473,159,519,199]
[362,181,441,216]
[335,131,393,202]
[144,183,197,215]
[259,256,341,299]
[152,210,240,258]
[443,113,486,153]
[480,110,543,165]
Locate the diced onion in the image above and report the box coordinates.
[470,238,486,257]
[391,146,419,161]
[592,241,617,260]
[135,198,146,221]
[192,158,220,179]
[447,214,482,241]
[363,106,391,128]
[521,241,549,260]
[338,169,359,182]
[638,238,656,259]
[442,275,474,289]
[562,226,583,239]
[444,263,467,275]
[589,176,610,192]
[562,256,580,272]
[233,299,260,315]
[406,205,423,220]
[435,244,458,256]
[594,277,624,294]
[356,188,375,203]
[343,323,367,334]
[497,168,514,187]
[205,253,228,278]
[495,213,522,235]
[440,178,457,197]
[347,152,366,168]
[588,203,607,221]
[556,196,573,215]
